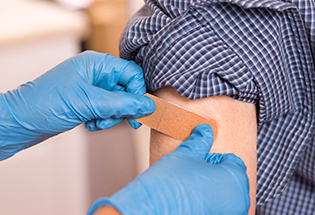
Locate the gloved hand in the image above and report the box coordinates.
[0,51,155,161]
[87,124,250,215]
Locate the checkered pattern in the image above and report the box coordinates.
[256,174,315,215]
[119,0,315,213]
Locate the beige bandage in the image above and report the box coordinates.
[136,93,218,141]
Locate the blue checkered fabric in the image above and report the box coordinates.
[119,0,315,213]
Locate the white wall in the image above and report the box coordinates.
[0,1,150,214]
[127,0,145,16]
[0,1,88,214]
[0,35,90,215]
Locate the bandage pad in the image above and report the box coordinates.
[136,93,218,141]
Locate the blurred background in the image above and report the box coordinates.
[0,0,151,214]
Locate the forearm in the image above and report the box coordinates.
[150,86,257,215]
[92,206,121,215]
[0,93,48,161]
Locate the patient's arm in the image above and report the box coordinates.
[150,86,257,215]
[93,206,121,215]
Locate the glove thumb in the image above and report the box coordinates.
[175,124,213,159]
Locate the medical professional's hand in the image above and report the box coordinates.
[88,124,250,215]
[0,51,155,161]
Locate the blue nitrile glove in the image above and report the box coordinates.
[0,51,155,161]
[87,124,250,215]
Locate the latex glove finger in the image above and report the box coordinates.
[85,120,100,132]
[112,84,143,129]
[85,118,141,131]
[112,85,125,92]
[111,85,143,129]
[127,119,142,129]
[85,118,125,131]
[117,61,146,94]
[174,124,213,159]
[72,51,146,94]
[100,91,154,118]
[78,86,155,124]
[86,115,142,130]
[206,153,247,171]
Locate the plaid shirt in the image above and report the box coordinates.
[119,0,315,214]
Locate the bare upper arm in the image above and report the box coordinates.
[150,86,257,215]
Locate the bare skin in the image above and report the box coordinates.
[150,86,257,215]
[92,206,121,215]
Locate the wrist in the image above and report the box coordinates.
[88,179,156,215]
[92,206,121,215]
[0,93,29,160]
[0,93,48,161]
[87,198,123,215]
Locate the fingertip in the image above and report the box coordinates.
[194,124,213,138]
[206,153,247,171]
[121,62,146,95]
[191,124,213,148]
[85,120,100,132]
[112,85,125,92]
[123,61,142,76]
[205,153,224,164]
[128,119,142,129]
[222,154,247,170]
[142,96,156,114]
[176,124,214,158]
[96,118,124,130]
